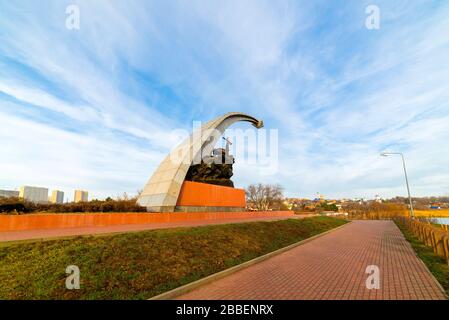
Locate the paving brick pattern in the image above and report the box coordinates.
[177,221,446,300]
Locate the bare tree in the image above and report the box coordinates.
[245,183,284,211]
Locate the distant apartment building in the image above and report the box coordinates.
[0,190,20,198]
[19,186,49,203]
[74,190,88,203]
[49,190,64,204]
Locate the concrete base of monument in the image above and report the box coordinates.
[175,206,244,212]
[143,181,248,213]
[173,181,247,213]
[145,206,246,213]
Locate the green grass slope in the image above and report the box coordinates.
[0,216,347,300]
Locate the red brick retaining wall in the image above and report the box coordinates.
[0,211,294,232]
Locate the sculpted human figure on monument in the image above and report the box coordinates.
[185,137,235,187]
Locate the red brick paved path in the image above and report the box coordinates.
[177,221,447,300]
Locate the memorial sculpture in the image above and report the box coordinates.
[137,112,263,212]
[185,137,235,187]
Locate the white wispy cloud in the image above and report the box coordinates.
[0,0,448,200]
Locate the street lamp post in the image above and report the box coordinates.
[380,152,415,218]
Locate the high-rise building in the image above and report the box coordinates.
[0,190,20,198]
[74,190,88,203]
[19,186,48,203]
[49,190,64,204]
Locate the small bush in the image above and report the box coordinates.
[317,202,338,212]
[0,197,34,213]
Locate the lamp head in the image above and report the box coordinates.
[380,152,389,157]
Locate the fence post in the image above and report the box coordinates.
[433,231,446,258]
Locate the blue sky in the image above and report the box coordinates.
[1,0,449,201]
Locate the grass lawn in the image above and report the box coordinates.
[396,222,449,297]
[0,216,347,300]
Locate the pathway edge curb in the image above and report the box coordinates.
[393,222,448,299]
[416,255,448,299]
[149,220,352,300]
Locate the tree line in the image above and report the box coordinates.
[0,197,146,214]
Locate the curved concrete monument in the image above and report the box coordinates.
[137,112,263,212]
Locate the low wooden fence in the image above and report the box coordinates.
[395,216,449,265]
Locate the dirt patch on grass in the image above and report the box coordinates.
[0,216,347,300]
